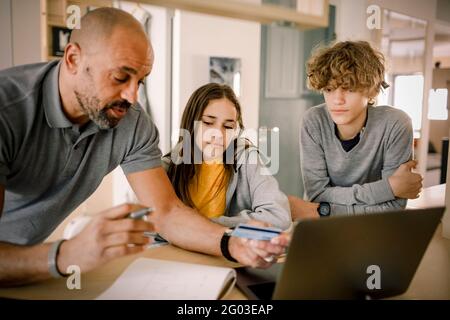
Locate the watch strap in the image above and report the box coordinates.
[48,239,67,278]
[220,230,237,263]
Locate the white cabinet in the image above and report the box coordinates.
[265,25,301,98]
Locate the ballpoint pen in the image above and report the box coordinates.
[128,207,154,219]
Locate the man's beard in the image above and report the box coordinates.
[74,91,131,129]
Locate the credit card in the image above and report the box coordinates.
[231,223,282,241]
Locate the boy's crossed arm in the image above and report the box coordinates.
[301,118,422,216]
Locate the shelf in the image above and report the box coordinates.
[48,55,62,60]
[47,19,66,27]
[43,0,113,62]
[138,0,329,29]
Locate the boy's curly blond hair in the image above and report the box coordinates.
[307,41,387,102]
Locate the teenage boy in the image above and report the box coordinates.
[290,41,422,218]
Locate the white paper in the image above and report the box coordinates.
[96,258,236,300]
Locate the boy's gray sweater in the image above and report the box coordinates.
[300,104,413,215]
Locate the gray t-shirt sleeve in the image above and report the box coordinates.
[0,115,11,185]
[0,161,8,186]
[120,110,162,175]
[300,109,413,214]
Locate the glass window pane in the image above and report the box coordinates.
[393,74,424,131]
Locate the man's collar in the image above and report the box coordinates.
[43,61,73,129]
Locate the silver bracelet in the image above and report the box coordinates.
[48,239,66,278]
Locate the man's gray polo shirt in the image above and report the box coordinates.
[0,60,162,245]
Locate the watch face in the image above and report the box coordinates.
[319,203,331,216]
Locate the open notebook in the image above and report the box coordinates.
[96,258,236,300]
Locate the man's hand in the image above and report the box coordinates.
[288,195,319,220]
[127,168,290,266]
[58,203,154,274]
[228,220,290,268]
[388,160,423,199]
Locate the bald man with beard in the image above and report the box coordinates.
[0,8,289,286]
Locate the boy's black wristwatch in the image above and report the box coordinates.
[220,229,238,263]
[317,202,331,217]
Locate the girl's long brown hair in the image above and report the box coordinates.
[166,83,246,208]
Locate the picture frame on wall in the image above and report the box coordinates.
[209,57,241,97]
[51,26,72,57]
